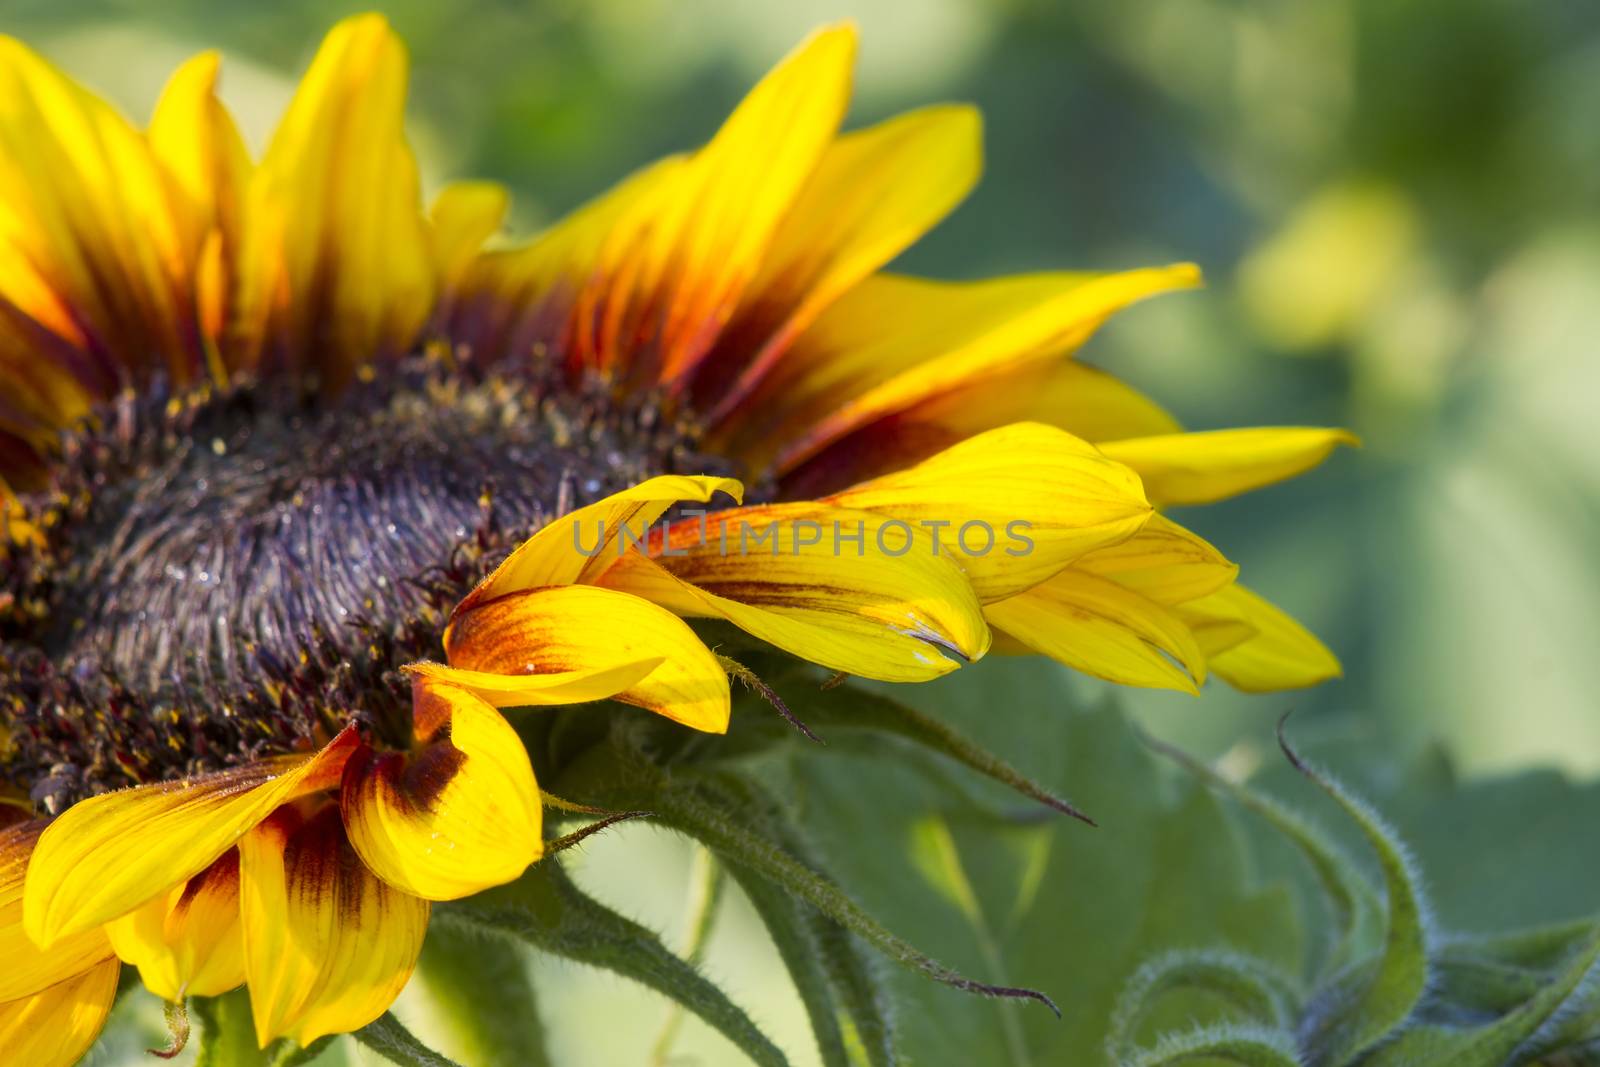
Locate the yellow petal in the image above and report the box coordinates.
[228,14,434,385]
[240,805,429,1048]
[721,264,1199,473]
[442,154,685,368]
[597,502,992,682]
[341,678,541,901]
[429,181,509,294]
[824,422,1152,601]
[104,851,245,1001]
[0,823,113,1002]
[641,23,857,383]
[699,104,983,419]
[1177,584,1341,692]
[147,50,251,369]
[1099,427,1359,507]
[0,957,120,1067]
[984,570,1206,694]
[453,474,743,616]
[445,585,730,733]
[447,26,855,383]
[1072,514,1237,605]
[24,728,358,947]
[401,658,663,710]
[771,359,1183,498]
[0,35,203,391]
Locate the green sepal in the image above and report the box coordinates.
[1276,722,1431,1063]
[1105,949,1300,1059]
[1140,726,1377,972]
[1121,1022,1303,1067]
[353,1013,463,1067]
[1362,923,1600,1066]
[436,858,790,1067]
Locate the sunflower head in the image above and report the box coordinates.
[0,13,1350,1063]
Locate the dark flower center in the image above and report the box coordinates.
[0,357,722,811]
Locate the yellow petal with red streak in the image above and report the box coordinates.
[446,585,730,733]
[24,729,357,947]
[104,850,245,1000]
[228,14,434,384]
[703,104,982,418]
[342,678,541,901]
[598,502,992,681]
[727,264,1198,472]
[240,806,428,1048]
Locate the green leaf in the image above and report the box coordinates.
[781,661,1305,1065]
[770,670,1095,824]
[193,989,269,1067]
[437,858,790,1067]
[1105,949,1299,1059]
[1123,1023,1302,1067]
[646,774,1062,1018]
[352,1013,462,1067]
[1277,722,1432,1062]
[417,921,553,1067]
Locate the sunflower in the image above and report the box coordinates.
[0,13,1351,1062]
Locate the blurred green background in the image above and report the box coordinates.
[11,0,1600,1062]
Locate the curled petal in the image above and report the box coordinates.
[597,502,991,682]
[446,585,731,733]
[104,850,245,1000]
[1177,584,1341,692]
[341,679,542,901]
[240,805,429,1048]
[0,957,120,1067]
[824,422,1152,601]
[0,823,113,1002]
[1099,427,1359,506]
[984,571,1206,694]
[24,728,358,947]
[454,473,743,614]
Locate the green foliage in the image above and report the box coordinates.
[1116,715,1600,1066]
[178,659,1600,1067]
